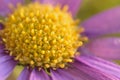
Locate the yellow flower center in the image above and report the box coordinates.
[0,3,85,69]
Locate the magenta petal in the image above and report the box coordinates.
[51,68,97,80]
[72,62,119,80]
[0,48,4,57]
[30,69,50,80]
[0,49,5,57]
[85,37,120,60]
[76,55,120,79]
[0,0,24,17]
[82,6,120,38]
[17,67,31,80]
[51,63,119,80]
[51,69,73,80]
[0,56,17,80]
[33,0,82,16]
[0,44,6,57]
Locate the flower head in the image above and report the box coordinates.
[0,0,120,80]
[1,2,83,69]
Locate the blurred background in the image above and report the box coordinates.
[78,0,120,21]
[7,0,120,80]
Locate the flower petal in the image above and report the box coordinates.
[30,69,50,80]
[17,67,31,80]
[51,70,71,80]
[0,0,24,17]
[51,61,119,80]
[0,56,17,80]
[33,0,82,16]
[81,6,120,39]
[76,55,120,79]
[0,47,4,57]
[85,37,120,60]
[72,61,119,80]
[0,49,5,57]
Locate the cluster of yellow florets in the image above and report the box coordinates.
[0,3,84,69]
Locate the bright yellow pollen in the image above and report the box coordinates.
[0,3,84,69]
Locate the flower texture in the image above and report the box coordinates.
[0,0,120,80]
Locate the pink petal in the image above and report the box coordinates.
[0,0,24,17]
[51,60,120,80]
[0,56,17,80]
[82,6,120,39]
[85,37,120,60]
[17,67,31,80]
[76,55,120,79]
[30,69,50,80]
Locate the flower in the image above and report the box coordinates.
[0,0,120,80]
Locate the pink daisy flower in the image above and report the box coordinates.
[0,0,120,80]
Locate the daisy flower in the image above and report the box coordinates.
[0,0,120,80]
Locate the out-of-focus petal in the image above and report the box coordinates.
[0,49,5,57]
[85,37,120,60]
[0,46,5,57]
[0,0,24,17]
[0,56,17,80]
[33,0,82,16]
[30,69,50,80]
[76,55,120,79]
[17,67,31,80]
[51,69,82,80]
[51,59,120,80]
[73,61,119,80]
[81,6,120,39]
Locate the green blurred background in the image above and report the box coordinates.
[7,0,120,80]
[78,0,120,21]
